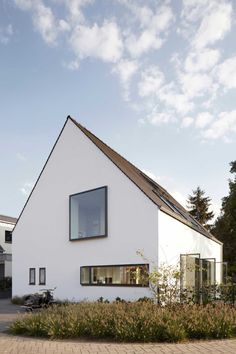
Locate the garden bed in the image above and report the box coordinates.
[10,302,236,342]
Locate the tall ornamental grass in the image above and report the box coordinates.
[10,302,236,342]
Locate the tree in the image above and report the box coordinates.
[212,161,236,276]
[187,187,214,229]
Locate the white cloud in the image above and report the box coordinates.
[138,66,165,97]
[61,0,93,23]
[132,4,174,33]
[124,4,174,58]
[13,0,236,144]
[20,182,34,196]
[193,2,232,49]
[182,116,194,128]
[65,59,80,70]
[181,0,212,22]
[14,0,69,45]
[125,30,163,58]
[70,21,123,63]
[202,110,236,140]
[0,24,13,44]
[185,48,220,73]
[217,56,236,90]
[180,72,214,98]
[159,83,194,115]
[113,59,139,100]
[195,112,214,128]
[147,110,173,126]
[32,3,59,45]
[181,1,232,49]
[14,0,33,11]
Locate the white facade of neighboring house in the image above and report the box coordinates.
[0,215,17,280]
[12,117,223,301]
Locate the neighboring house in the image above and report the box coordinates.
[13,117,223,301]
[0,214,17,280]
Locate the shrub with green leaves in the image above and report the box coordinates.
[10,302,236,342]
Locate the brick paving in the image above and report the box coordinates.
[1,299,236,353]
[1,334,236,354]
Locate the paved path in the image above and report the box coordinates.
[1,334,236,354]
[1,299,236,353]
[0,298,23,332]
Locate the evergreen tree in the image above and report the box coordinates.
[187,186,214,229]
[212,161,236,276]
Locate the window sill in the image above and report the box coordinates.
[80,284,149,287]
[69,235,107,241]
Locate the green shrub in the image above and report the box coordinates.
[11,295,29,305]
[10,302,236,342]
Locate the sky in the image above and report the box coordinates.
[0,0,236,220]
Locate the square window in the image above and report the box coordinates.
[29,268,36,285]
[5,230,12,243]
[70,186,107,240]
[39,268,46,285]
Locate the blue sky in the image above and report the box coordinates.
[0,0,236,220]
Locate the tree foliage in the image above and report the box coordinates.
[187,187,214,229]
[212,161,236,275]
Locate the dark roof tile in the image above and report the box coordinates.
[0,215,17,224]
[70,117,221,245]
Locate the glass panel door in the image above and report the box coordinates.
[180,254,200,303]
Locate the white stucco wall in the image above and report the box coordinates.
[0,221,14,278]
[0,221,13,254]
[158,210,222,283]
[13,119,158,301]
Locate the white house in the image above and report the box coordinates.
[12,116,223,301]
[0,214,17,280]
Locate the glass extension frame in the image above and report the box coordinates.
[80,264,149,287]
[69,186,108,241]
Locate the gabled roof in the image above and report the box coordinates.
[0,214,17,225]
[70,117,221,245]
[13,116,221,245]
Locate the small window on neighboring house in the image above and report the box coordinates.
[29,268,36,285]
[5,230,12,243]
[39,268,46,285]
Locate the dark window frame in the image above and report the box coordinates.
[39,267,46,285]
[80,263,149,287]
[5,230,12,243]
[29,268,36,285]
[69,186,108,241]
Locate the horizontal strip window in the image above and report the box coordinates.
[81,264,149,287]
